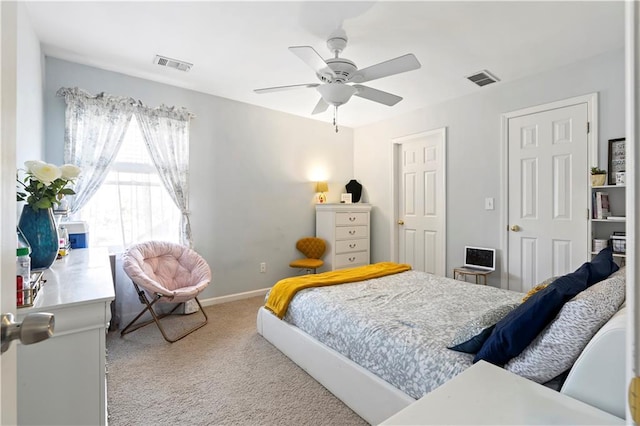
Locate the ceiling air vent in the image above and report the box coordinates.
[466,70,500,87]
[153,55,193,72]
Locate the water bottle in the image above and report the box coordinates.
[17,227,31,306]
[58,226,69,257]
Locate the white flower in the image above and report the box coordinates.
[59,164,81,180]
[18,160,82,211]
[23,160,44,171]
[25,160,61,185]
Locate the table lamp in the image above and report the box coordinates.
[316,181,328,203]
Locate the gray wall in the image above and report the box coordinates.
[15,3,44,223]
[354,49,625,286]
[43,57,354,299]
[16,4,43,176]
[39,48,626,294]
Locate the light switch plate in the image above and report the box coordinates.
[485,197,494,210]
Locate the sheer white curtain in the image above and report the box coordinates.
[58,87,193,248]
[77,115,181,252]
[57,87,136,214]
[135,104,194,246]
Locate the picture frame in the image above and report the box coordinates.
[607,137,626,185]
[340,193,352,204]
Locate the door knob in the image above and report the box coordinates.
[510,225,521,232]
[1,312,54,354]
[398,220,405,225]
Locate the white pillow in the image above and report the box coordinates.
[505,267,626,383]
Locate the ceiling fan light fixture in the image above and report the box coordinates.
[317,84,357,107]
[254,30,421,132]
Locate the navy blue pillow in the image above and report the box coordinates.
[585,246,620,285]
[448,325,496,354]
[473,247,618,366]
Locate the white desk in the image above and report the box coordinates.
[381,361,624,425]
[17,248,115,425]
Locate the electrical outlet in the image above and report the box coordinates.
[260,262,266,273]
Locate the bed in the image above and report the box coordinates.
[256,260,627,425]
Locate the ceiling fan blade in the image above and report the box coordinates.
[350,54,421,84]
[289,46,336,80]
[311,97,329,115]
[254,83,319,94]
[352,85,402,106]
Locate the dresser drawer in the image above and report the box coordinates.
[335,239,368,254]
[335,212,368,226]
[335,225,368,240]
[335,251,369,269]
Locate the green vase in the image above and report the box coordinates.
[18,206,59,270]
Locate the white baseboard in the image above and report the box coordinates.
[199,287,270,307]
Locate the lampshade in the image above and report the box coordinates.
[316,182,329,193]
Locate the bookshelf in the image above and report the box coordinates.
[590,184,626,264]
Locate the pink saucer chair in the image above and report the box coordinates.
[121,241,211,343]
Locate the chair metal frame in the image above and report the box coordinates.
[120,281,208,343]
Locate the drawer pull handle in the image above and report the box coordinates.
[349,257,356,262]
[349,243,356,248]
[349,216,356,222]
[349,230,356,235]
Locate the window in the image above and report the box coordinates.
[78,115,181,252]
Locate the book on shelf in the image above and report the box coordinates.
[607,216,626,221]
[593,191,610,219]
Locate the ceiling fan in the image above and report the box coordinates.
[254,30,421,131]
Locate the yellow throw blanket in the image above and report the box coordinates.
[265,262,412,319]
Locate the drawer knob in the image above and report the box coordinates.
[349,243,356,248]
[349,257,355,262]
[349,216,356,221]
[349,230,356,235]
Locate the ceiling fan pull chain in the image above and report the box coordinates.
[334,106,339,133]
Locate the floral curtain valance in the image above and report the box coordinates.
[56,87,195,124]
[57,87,195,246]
[135,102,194,122]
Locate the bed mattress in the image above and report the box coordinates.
[281,270,523,399]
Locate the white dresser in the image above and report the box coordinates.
[316,203,372,272]
[17,248,115,425]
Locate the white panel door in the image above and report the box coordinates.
[1,2,18,424]
[397,129,446,275]
[508,103,588,292]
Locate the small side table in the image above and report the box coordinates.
[453,267,491,285]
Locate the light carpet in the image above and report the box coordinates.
[106,296,368,426]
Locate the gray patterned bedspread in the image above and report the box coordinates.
[281,270,523,399]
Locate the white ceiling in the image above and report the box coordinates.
[24,1,625,128]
